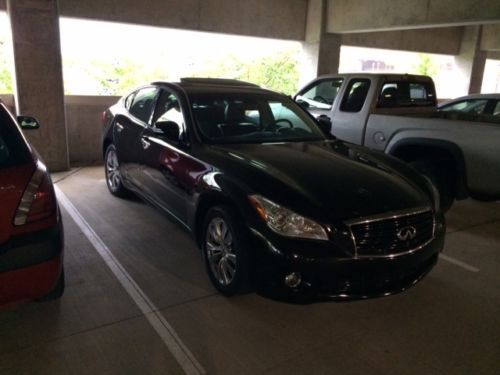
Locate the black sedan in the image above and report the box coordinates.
[102,78,445,301]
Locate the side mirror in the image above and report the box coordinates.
[17,116,40,130]
[296,98,310,109]
[316,115,332,136]
[155,120,180,142]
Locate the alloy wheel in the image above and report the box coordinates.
[205,217,237,286]
[106,148,121,191]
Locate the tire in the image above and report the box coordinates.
[201,205,251,296]
[37,269,65,301]
[411,160,455,212]
[104,144,129,198]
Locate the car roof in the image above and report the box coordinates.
[442,93,500,101]
[438,93,500,107]
[311,73,434,82]
[151,78,283,96]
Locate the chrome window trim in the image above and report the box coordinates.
[345,206,435,259]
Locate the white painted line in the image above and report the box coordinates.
[55,186,205,375]
[439,253,480,273]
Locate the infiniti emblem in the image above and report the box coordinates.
[397,226,417,241]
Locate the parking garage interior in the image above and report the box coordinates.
[1,1,499,374]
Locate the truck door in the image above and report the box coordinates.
[294,78,344,120]
[331,78,372,145]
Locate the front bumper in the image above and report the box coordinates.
[0,223,64,305]
[250,215,445,303]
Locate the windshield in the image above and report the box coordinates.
[190,93,325,144]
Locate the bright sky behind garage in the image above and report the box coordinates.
[1,12,499,97]
[57,17,301,94]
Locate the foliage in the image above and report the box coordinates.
[191,49,300,95]
[0,38,13,93]
[81,48,301,96]
[411,54,438,79]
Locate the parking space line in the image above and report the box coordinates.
[439,253,480,273]
[55,186,206,375]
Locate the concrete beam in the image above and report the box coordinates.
[481,24,500,51]
[7,0,69,171]
[55,0,307,41]
[341,27,464,55]
[487,51,500,60]
[327,0,500,33]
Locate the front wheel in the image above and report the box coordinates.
[105,144,129,198]
[202,205,251,296]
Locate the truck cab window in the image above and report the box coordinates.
[296,79,343,110]
[340,79,370,112]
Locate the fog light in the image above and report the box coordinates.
[284,272,302,288]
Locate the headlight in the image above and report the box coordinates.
[422,175,440,212]
[249,195,329,241]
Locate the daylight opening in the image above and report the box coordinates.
[59,18,302,96]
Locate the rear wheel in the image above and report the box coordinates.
[105,144,129,197]
[411,160,455,212]
[202,205,251,296]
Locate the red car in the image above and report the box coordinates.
[0,101,64,306]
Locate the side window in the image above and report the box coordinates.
[153,91,184,125]
[296,79,344,110]
[270,102,311,132]
[129,87,158,124]
[152,90,185,141]
[441,99,488,114]
[379,81,436,108]
[493,101,500,117]
[340,79,371,112]
[124,92,136,110]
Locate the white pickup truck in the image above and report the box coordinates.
[295,73,500,210]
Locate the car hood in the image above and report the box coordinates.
[206,140,430,222]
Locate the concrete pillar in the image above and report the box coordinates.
[317,33,342,76]
[7,0,69,172]
[455,25,487,95]
[300,0,341,84]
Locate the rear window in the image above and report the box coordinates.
[378,81,436,108]
[0,105,32,168]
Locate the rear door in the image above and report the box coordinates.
[0,104,35,244]
[114,87,159,184]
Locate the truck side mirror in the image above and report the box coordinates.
[316,115,332,136]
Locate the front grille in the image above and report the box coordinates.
[347,208,435,257]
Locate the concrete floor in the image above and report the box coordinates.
[1,166,499,374]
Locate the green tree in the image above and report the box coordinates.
[412,53,438,78]
[191,48,300,95]
[0,38,13,93]
[87,58,169,95]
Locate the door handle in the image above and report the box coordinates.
[116,122,124,133]
[141,137,151,149]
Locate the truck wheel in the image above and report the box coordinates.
[411,161,455,212]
